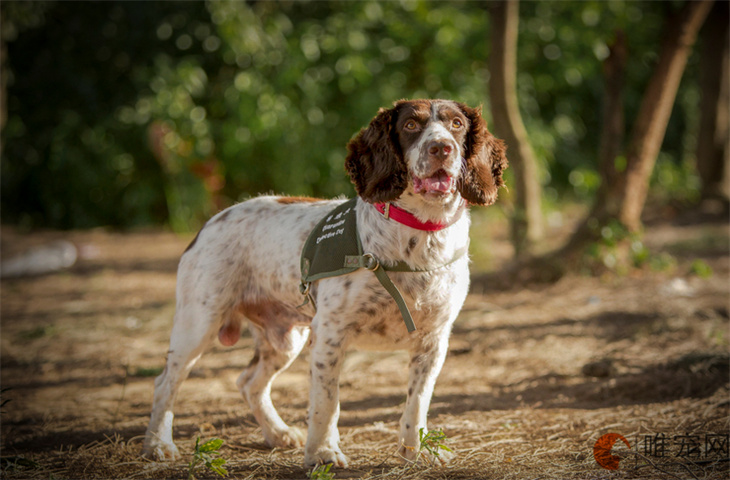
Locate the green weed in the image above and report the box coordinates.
[187,437,228,480]
[690,259,713,278]
[17,326,54,341]
[418,428,452,460]
[309,463,335,480]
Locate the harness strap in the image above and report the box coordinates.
[374,267,417,332]
[299,197,469,333]
[342,244,469,333]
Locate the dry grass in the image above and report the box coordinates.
[4,394,728,480]
[1,215,729,479]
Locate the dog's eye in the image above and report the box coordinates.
[404,120,418,131]
[452,118,463,129]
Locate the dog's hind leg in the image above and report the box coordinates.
[143,301,218,460]
[237,321,309,448]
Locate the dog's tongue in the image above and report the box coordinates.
[414,170,453,194]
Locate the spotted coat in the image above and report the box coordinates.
[143,99,507,467]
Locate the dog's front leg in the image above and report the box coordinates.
[397,333,454,464]
[303,317,349,468]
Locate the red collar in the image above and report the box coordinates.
[373,201,465,231]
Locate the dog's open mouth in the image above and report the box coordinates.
[412,169,456,195]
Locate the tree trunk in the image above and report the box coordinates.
[473,1,713,289]
[614,0,714,231]
[696,0,730,204]
[474,1,714,288]
[590,31,628,225]
[1,25,7,140]
[488,0,543,257]
[573,0,713,240]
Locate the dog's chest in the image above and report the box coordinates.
[328,257,466,350]
[339,218,468,338]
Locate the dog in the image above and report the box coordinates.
[142,99,507,467]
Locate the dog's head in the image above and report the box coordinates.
[345,99,507,206]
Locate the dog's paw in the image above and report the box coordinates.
[142,440,180,461]
[304,446,349,468]
[397,443,455,466]
[264,426,306,449]
[428,446,455,465]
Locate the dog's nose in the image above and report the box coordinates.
[427,141,454,160]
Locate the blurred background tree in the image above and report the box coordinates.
[561,1,713,246]
[489,0,544,258]
[1,0,723,251]
[696,0,730,204]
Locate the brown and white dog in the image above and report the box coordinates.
[143,99,507,467]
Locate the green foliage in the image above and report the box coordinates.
[583,219,655,274]
[648,252,677,273]
[690,259,713,278]
[581,216,697,275]
[309,463,335,480]
[1,0,702,231]
[16,326,54,341]
[396,427,452,474]
[418,427,452,459]
[1,1,205,229]
[187,437,228,480]
[652,154,702,205]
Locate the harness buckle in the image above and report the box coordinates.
[297,281,317,311]
[362,253,380,271]
[383,202,391,220]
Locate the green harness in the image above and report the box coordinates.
[299,198,467,333]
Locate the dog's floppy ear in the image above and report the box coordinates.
[345,104,408,203]
[456,103,508,206]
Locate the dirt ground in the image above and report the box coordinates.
[1,208,728,480]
